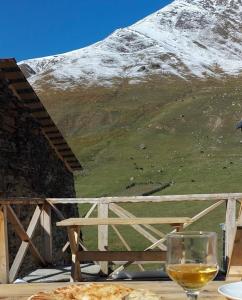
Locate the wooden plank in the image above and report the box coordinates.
[227,266,242,280]
[26,102,45,110]
[43,130,60,135]
[0,67,19,73]
[110,203,165,238]
[66,159,79,164]
[37,119,54,127]
[0,198,45,205]
[17,92,37,100]
[111,225,131,251]
[43,135,71,172]
[77,250,166,262]
[31,111,49,119]
[54,145,71,151]
[58,150,74,156]
[16,88,32,94]
[22,98,39,104]
[98,203,109,275]
[225,198,237,261]
[15,90,36,101]
[0,206,9,283]
[183,200,225,226]
[9,81,31,90]
[227,227,242,273]
[29,107,46,113]
[62,236,88,253]
[7,205,31,241]
[84,203,97,218]
[42,131,75,173]
[42,126,59,134]
[111,200,224,276]
[2,72,25,80]
[48,193,242,204]
[109,205,167,251]
[0,60,17,68]
[57,217,191,227]
[48,136,65,142]
[111,225,144,271]
[112,261,166,265]
[68,226,81,282]
[145,200,225,251]
[0,281,225,299]
[68,163,82,169]
[7,78,26,84]
[45,132,63,139]
[226,201,242,279]
[46,201,65,220]
[47,201,88,257]
[237,201,242,226]
[8,205,46,282]
[70,166,82,170]
[40,204,52,264]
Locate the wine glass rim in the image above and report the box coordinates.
[167,231,217,238]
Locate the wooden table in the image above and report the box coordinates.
[0,281,226,299]
[57,217,191,281]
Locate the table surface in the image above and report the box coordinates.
[0,281,228,299]
[57,217,192,226]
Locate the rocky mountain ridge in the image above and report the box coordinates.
[19,0,242,89]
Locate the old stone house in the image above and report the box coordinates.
[0,58,82,276]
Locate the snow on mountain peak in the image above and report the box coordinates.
[19,0,242,89]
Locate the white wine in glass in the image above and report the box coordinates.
[166,231,218,299]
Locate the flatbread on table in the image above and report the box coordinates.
[28,283,133,300]
[124,289,162,299]
[28,283,162,300]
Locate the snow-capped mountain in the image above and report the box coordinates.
[19,0,242,89]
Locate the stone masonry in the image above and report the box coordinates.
[0,76,78,277]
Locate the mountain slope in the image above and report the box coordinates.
[20,0,242,89]
[34,76,242,197]
[17,0,242,197]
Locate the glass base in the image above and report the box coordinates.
[186,291,199,299]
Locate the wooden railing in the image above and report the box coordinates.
[0,193,242,283]
[0,198,51,284]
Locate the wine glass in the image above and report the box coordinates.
[166,231,218,300]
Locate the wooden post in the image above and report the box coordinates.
[226,201,242,279]
[225,198,237,263]
[40,203,52,264]
[173,224,183,232]
[0,206,9,283]
[68,226,81,282]
[98,202,109,275]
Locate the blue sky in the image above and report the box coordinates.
[0,0,172,62]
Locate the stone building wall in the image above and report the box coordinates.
[0,77,77,276]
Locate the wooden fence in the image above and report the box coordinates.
[0,193,242,283]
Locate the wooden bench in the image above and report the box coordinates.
[57,217,191,281]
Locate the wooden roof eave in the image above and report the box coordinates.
[0,58,82,172]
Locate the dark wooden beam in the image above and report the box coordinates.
[77,250,166,262]
[0,198,45,205]
[0,67,19,72]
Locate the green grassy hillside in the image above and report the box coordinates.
[34,76,242,270]
[37,76,242,197]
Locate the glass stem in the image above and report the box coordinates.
[186,291,199,300]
